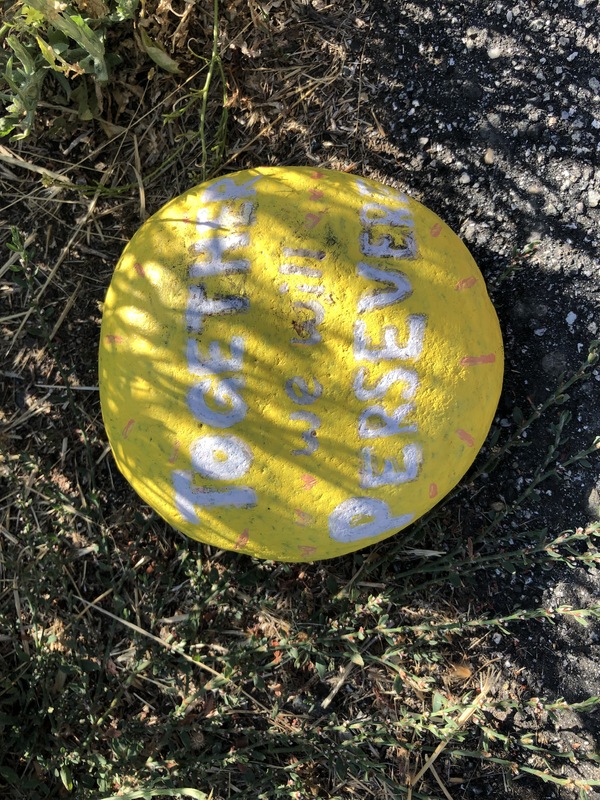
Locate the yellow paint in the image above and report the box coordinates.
[99,167,503,561]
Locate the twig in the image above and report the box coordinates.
[132,134,146,220]
[321,660,355,710]
[430,763,455,800]
[48,278,82,342]
[321,635,377,709]
[0,144,74,185]
[407,671,496,797]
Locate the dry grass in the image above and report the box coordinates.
[1,1,600,799]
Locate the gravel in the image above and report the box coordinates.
[350,1,600,796]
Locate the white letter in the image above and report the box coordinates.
[356,181,396,199]
[196,199,254,236]
[190,435,253,480]
[282,247,326,260]
[188,377,247,427]
[285,376,323,405]
[353,316,427,362]
[187,336,244,376]
[359,202,416,260]
[297,284,325,296]
[358,404,417,438]
[199,175,260,203]
[354,366,418,401]
[360,229,417,260]
[191,230,250,277]
[357,262,413,313]
[290,411,321,455]
[173,470,256,525]
[186,285,249,333]
[359,202,414,228]
[329,497,413,543]
[193,200,253,275]
[359,443,422,488]
[279,263,323,278]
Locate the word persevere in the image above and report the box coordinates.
[328,182,426,544]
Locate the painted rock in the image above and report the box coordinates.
[99,167,503,561]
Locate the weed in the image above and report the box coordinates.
[0,0,138,138]
[0,0,199,139]
[163,0,228,181]
[497,239,541,283]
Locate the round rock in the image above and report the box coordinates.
[99,167,504,561]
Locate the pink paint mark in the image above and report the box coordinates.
[105,335,124,345]
[305,211,326,229]
[122,419,135,439]
[234,529,249,550]
[460,354,496,367]
[429,483,439,499]
[309,189,325,200]
[168,441,180,464]
[310,171,325,180]
[183,216,191,224]
[294,510,316,527]
[298,545,317,558]
[456,276,478,291]
[430,223,443,237]
[456,429,475,447]
[134,262,146,278]
[301,474,318,490]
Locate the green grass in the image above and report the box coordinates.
[0,0,138,139]
[2,1,600,798]
[1,0,226,184]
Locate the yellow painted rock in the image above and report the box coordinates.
[99,167,503,561]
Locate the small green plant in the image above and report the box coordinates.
[0,0,140,138]
[0,30,47,138]
[497,238,541,283]
[5,225,33,269]
[162,0,227,180]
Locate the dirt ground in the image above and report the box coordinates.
[1,0,600,798]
